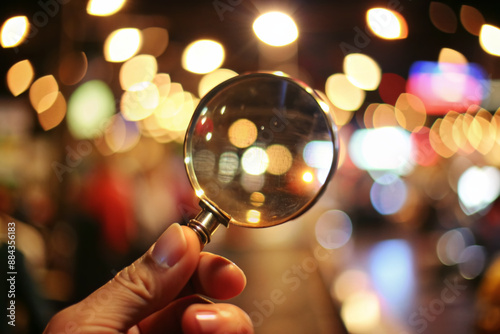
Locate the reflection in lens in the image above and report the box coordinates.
[250,191,265,207]
[228,119,258,148]
[218,151,239,183]
[241,147,269,175]
[246,209,261,223]
[303,140,334,169]
[193,149,216,180]
[241,173,265,193]
[184,73,337,227]
[266,144,293,175]
[302,171,314,183]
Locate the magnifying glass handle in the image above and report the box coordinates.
[187,200,230,245]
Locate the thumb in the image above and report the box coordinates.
[45,223,201,333]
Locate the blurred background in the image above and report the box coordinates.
[1,0,500,333]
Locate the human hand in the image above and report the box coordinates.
[44,223,253,334]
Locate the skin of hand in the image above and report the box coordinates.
[43,223,254,334]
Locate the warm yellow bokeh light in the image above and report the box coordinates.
[155,83,184,121]
[395,93,427,132]
[228,119,258,148]
[104,28,142,62]
[1,16,29,48]
[266,144,293,175]
[429,118,455,158]
[341,292,381,333]
[87,0,126,16]
[302,171,314,183]
[440,111,459,153]
[153,73,171,102]
[325,73,365,111]
[119,54,158,91]
[182,39,224,74]
[366,8,408,39]
[343,53,381,91]
[372,103,398,128]
[29,75,59,113]
[38,92,67,131]
[438,48,467,64]
[121,90,155,121]
[250,192,266,207]
[246,209,261,224]
[480,24,500,56]
[140,27,169,57]
[198,68,238,97]
[7,59,34,96]
[253,12,299,46]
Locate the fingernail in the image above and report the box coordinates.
[151,223,187,268]
[194,310,221,333]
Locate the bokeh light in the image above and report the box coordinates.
[458,165,500,215]
[67,80,115,139]
[58,52,88,86]
[333,270,370,302]
[369,239,414,318]
[395,93,427,132]
[438,47,467,64]
[104,28,142,62]
[7,59,34,96]
[341,291,381,333]
[29,75,59,113]
[139,27,169,57]
[407,61,488,114]
[429,2,457,33]
[303,141,335,169]
[479,24,500,56]
[378,73,406,105]
[246,209,261,224]
[302,171,314,183]
[460,5,484,36]
[1,16,29,48]
[198,68,238,98]
[228,119,258,149]
[182,39,225,74]
[38,92,67,131]
[343,53,381,91]
[253,12,298,46]
[371,104,398,128]
[104,113,140,153]
[366,8,408,39]
[325,73,365,111]
[218,151,239,183]
[315,210,353,249]
[119,54,158,91]
[241,147,269,175]
[458,245,487,279]
[266,144,293,175]
[349,127,413,173]
[370,176,408,215]
[87,0,126,16]
[436,228,473,266]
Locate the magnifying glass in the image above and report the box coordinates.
[184,72,338,245]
